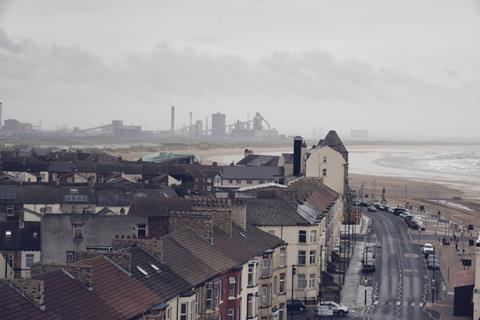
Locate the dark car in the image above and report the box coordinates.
[394,208,409,216]
[287,299,306,312]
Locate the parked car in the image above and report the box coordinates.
[358,201,369,207]
[423,243,435,256]
[387,207,395,214]
[394,208,409,216]
[408,218,425,230]
[399,212,413,219]
[427,257,440,270]
[367,205,378,212]
[318,301,349,316]
[287,299,306,312]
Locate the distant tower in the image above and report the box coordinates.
[211,113,226,137]
[293,136,304,176]
[170,106,175,132]
[0,102,3,130]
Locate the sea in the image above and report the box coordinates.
[205,144,480,198]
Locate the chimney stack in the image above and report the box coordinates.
[293,136,303,176]
[64,265,93,290]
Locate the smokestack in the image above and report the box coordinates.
[0,102,2,130]
[189,112,193,135]
[293,136,303,176]
[170,106,175,132]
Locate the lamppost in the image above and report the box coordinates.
[364,275,368,306]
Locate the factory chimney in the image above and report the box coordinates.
[170,106,175,132]
[189,112,193,135]
[293,136,304,176]
[0,102,2,130]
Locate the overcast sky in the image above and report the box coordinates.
[1,0,480,140]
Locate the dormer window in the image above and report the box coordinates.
[33,232,39,238]
[5,230,12,237]
[6,205,14,217]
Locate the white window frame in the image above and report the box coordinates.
[309,230,317,243]
[6,205,14,217]
[279,248,286,268]
[180,303,188,320]
[247,262,255,286]
[279,274,285,294]
[309,250,316,264]
[298,250,306,265]
[25,253,35,268]
[309,273,316,288]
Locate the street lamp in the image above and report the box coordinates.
[364,278,368,306]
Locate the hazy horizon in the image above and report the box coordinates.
[1,0,479,141]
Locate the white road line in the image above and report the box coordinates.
[396,301,401,306]
[419,303,424,307]
[374,300,379,305]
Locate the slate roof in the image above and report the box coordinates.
[317,130,348,161]
[129,198,194,216]
[281,153,294,164]
[237,154,279,167]
[1,160,48,172]
[128,245,192,301]
[0,283,49,320]
[212,224,283,264]
[221,166,284,180]
[245,198,310,226]
[0,222,40,251]
[48,161,74,173]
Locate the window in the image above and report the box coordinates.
[228,277,236,297]
[166,307,171,320]
[247,294,254,318]
[279,248,286,267]
[262,257,271,277]
[246,180,253,185]
[279,274,285,294]
[229,179,233,184]
[236,179,241,184]
[32,232,38,238]
[6,205,14,217]
[323,156,327,163]
[279,304,285,320]
[309,274,316,288]
[180,303,188,320]
[137,224,147,239]
[66,251,75,263]
[261,285,270,306]
[247,262,255,287]
[227,308,234,320]
[206,283,213,309]
[297,274,306,289]
[195,293,199,316]
[72,224,83,240]
[214,281,221,308]
[273,276,278,294]
[259,180,265,184]
[298,250,306,265]
[298,230,306,243]
[310,230,317,243]
[25,254,35,268]
[190,300,195,320]
[322,168,327,177]
[309,250,316,264]
[5,230,12,237]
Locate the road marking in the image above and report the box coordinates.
[404,268,419,273]
[419,303,424,307]
[410,302,415,307]
[374,301,379,305]
[396,301,401,306]
[404,253,419,258]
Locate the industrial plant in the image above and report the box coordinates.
[0,102,286,143]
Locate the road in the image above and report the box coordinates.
[364,210,441,320]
